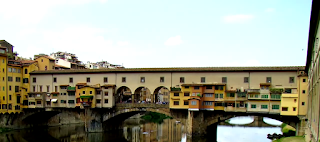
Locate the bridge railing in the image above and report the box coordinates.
[116,103,169,108]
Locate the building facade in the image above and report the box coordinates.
[28,67,307,114]
[305,0,320,142]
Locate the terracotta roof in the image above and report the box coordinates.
[181,83,226,86]
[8,64,21,67]
[21,60,36,63]
[36,55,55,61]
[29,66,305,74]
[76,83,87,86]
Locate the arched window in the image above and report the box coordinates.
[24,69,28,74]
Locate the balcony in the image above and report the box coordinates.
[247,89,260,93]
[67,86,76,91]
[170,87,181,92]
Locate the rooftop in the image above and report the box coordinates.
[29,66,305,74]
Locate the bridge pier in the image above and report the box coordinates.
[187,111,207,137]
[295,118,307,136]
[84,108,103,132]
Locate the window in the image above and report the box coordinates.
[251,104,256,108]
[184,86,189,89]
[8,68,12,72]
[97,100,101,103]
[82,91,85,94]
[220,94,223,98]
[282,107,288,111]
[205,94,213,97]
[53,77,57,83]
[303,79,306,82]
[60,100,66,103]
[16,96,21,104]
[47,86,50,92]
[266,77,272,83]
[244,77,249,83]
[174,101,179,105]
[284,89,292,93]
[24,69,28,74]
[289,77,295,83]
[160,77,164,82]
[180,77,184,83]
[68,92,75,96]
[184,101,189,105]
[105,99,108,103]
[302,102,305,105]
[104,77,108,83]
[15,86,19,92]
[69,78,73,83]
[272,105,280,109]
[8,104,12,110]
[222,77,227,83]
[201,77,205,83]
[54,86,58,92]
[122,77,126,83]
[294,99,297,103]
[237,93,246,98]
[9,86,11,91]
[86,77,90,83]
[302,90,306,94]
[9,95,11,100]
[39,86,42,92]
[90,91,92,94]
[215,94,219,98]
[191,101,197,105]
[15,77,20,82]
[68,100,75,104]
[271,94,281,99]
[8,76,12,82]
[293,107,296,111]
[261,95,269,98]
[194,86,200,90]
[204,101,213,106]
[23,78,28,83]
[140,77,145,83]
[261,105,268,109]
[206,86,212,89]
[226,93,235,97]
[184,93,190,96]
[174,93,179,96]
[105,91,108,96]
[32,86,36,92]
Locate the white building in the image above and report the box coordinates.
[85,61,124,69]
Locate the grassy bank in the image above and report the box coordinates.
[272,123,305,142]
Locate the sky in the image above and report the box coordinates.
[0,0,313,68]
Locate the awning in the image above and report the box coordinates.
[80,96,93,99]
[51,99,58,102]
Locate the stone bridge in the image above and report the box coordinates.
[0,104,305,137]
[218,116,279,128]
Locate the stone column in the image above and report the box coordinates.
[84,107,103,132]
[186,110,193,136]
[187,110,207,137]
[296,119,307,136]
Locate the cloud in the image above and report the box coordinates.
[265,8,275,13]
[223,14,254,23]
[164,35,182,46]
[223,60,263,67]
[117,41,129,46]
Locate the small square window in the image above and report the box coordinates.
[104,77,108,83]
[289,77,295,83]
[86,77,90,83]
[69,77,73,83]
[266,77,272,83]
[222,77,227,83]
[201,77,205,83]
[105,99,108,103]
[180,77,184,83]
[32,77,36,83]
[83,91,85,94]
[302,102,305,105]
[53,77,57,83]
[303,79,306,82]
[302,90,306,94]
[122,77,126,83]
[160,77,164,82]
[194,86,200,90]
[293,107,296,111]
[140,77,145,83]
[244,77,249,83]
[90,91,92,94]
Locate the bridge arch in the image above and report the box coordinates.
[133,87,151,103]
[153,86,170,103]
[116,86,133,103]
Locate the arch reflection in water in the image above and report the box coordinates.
[123,119,185,142]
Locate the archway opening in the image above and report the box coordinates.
[116,86,132,103]
[153,86,170,104]
[133,87,151,103]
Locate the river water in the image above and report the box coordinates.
[0,116,281,142]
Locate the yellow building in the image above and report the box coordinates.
[79,86,97,108]
[0,47,8,113]
[34,55,55,71]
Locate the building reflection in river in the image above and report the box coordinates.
[0,117,282,142]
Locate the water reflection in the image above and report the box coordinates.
[0,117,282,142]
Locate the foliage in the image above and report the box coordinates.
[170,87,181,91]
[141,112,172,124]
[272,136,305,142]
[0,127,11,133]
[280,123,297,137]
[197,94,202,97]
[270,88,284,93]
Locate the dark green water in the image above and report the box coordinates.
[0,117,281,142]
